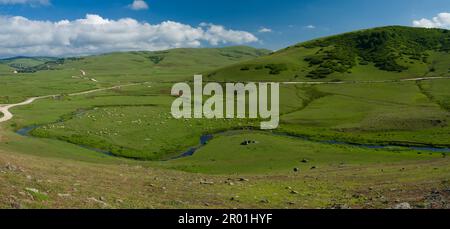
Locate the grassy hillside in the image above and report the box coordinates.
[1,147,448,209]
[0,46,270,104]
[0,63,13,75]
[0,57,60,73]
[207,26,450,82]
[56,46,271,82]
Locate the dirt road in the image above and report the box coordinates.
[282,76,450,85]
[0,83,143,124]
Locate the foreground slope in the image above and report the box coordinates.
[1,147,449,209]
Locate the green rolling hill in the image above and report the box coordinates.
[0,46,270,103]
[206,26,450,82]
[55,46,271,82]
[0,63,13,75]
[0,57,60,72]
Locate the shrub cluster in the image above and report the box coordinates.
[239,63,288,75]
[302,26,450,78]
[13,59,65,73]
[148,56,165,64]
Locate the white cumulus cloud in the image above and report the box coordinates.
[413,12,450,29]
[0,14,258,57]
[128,0,148,10]
[199,22,258,45]
[305,25,316,29]
[258,27,272,33]
[0,0,49,5]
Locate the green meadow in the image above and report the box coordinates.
[1,27,450,209]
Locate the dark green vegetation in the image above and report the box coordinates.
[302,26,450,77]
[1,27,450,209]
[208,26,450,82]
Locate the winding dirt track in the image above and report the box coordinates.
[0,83,143,124]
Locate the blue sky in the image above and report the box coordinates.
[0,0,449,57]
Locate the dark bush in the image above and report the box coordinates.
[264,64,288,75]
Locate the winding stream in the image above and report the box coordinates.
[16,125,450,160]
